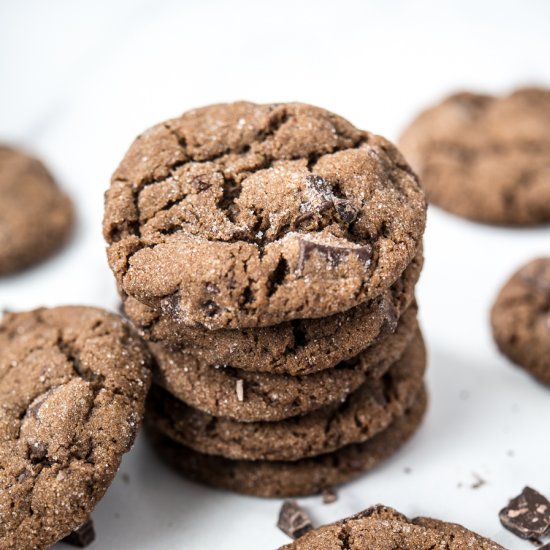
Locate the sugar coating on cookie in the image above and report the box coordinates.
[399,88,550,225]
[104,102,426,328]
[0,146,74,274]
[279,504,505,549]
[491,257,550,384]
[0,307,151,550]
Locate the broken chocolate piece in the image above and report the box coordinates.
[333,197,359,224]
[62,519,96,547]
[322,487,338,504]
[277,500,314,539]
[499,487,550,539]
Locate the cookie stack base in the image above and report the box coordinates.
[146,386,427,498]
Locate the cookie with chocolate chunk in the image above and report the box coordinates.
[123,247,422,375]
[0,146,74,274]
[151,305,418,422]
[279,504,504,549]
[105,101,426,329]
[147,331,425,461]
[148,386,427,497]
[491,257,550,384]
[0,307,151,550]
[399,88,550,225]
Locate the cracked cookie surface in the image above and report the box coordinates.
[0,306,151,550]
[147,331,425,461]
[0,146,74,274]
[491,257,550,385]
[105,102,426,328]
[123,247,422,375]
[399,87,550,225]
[147,386,427,497]
[280,504,504,549]
[151,306,418,422]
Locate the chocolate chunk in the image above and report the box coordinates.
[333,197,359,223]
[28,441,48,463]
[322,487,338,504]
[277,500,314,539]
[499,487,550,539]
[62,519,96,547]
[296,238,372,275]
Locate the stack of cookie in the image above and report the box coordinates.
[103,102,428,497]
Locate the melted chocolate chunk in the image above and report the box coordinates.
[296,238,372,275]
[277,500,314,539]
[499,487,550,539]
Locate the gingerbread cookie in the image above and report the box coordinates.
[148,386,427,497]
[279,504,504,549]
[491,257,550,384]
[147,332,425,461]
[0,146,74,274]
[0,307,151,549]
[123,247,422,375]
[105,102,426,328]
[151,306,418,422]
[399,88,550,225]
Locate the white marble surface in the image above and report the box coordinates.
[1,1,550,548]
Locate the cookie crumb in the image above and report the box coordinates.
[322,487,338,504]
[277,500,313,539]
[499,487,550,539]
[61,519,95,547]
[236,379,244,402]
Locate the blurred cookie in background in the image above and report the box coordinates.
[0,145,74,275]
[399,87,550,225]
[491,257,550,385]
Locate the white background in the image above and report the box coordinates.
[1,1,549,548]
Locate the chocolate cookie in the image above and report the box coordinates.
[279,504,504,549]
[0,307,151,550]
[491,257,550,384]
[0,146,74,274]
[147,332,426,461]
[148,386,427,497]
[399,88,550,225]
[104,102,426,329]
[123,247,423,375]
[151,306,419,422]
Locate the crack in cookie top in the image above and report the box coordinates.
[399,87,550,225]
[0,307,151,550]
[104,102,426,329]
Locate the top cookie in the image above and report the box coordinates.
[0,306,151,550]
[280,505,504,550]
[399,88,550,225]
[0,146,74,274]
[104,102,426,329]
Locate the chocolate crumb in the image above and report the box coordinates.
[499,487,550,539]
[322,487,338,504]
[471,472,486,489]
[236,379,244,402]
[62,519,96,547]
[277,500,313,539]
